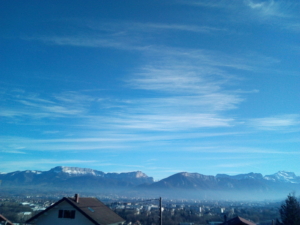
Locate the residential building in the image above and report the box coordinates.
[26,194,125,225]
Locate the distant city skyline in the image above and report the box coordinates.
[1,0,299,180]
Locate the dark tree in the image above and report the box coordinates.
[278,194,300,225]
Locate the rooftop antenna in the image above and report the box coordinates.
[159,197,162,225]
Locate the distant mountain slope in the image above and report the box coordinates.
[135,171,300,200]
[0,166,154,189]
[216,172,264,180]
[1,167,299,200]
[145,172,270,191]
[150,172,219,189]
[264,171,300,183]
[216,171,300,183]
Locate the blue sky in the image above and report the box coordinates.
[1,0,299,180]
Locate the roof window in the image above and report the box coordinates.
[88,207,95,212]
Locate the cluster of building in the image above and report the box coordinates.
[0,193,279,225]
[110,199,278,219]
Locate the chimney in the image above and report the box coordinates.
[74,194,79,203]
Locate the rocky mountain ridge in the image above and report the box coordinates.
[1,166,299,200]
[137,171,300,200]
[0,166,154,188]
[216,171,300,183]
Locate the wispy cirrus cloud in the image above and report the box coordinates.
[0,42,280,134]
[0,136,129,152]
[23,20,224,51]
[6,20,287,134]
[130,65,223,93]
[0,160,146,174]
[245,0,294,18]
[2,39,254,132]
[137,23,225,33]
[0,160,99,173]
[23,19,280,72]
[215,161,261,168]
[78,19,226,34]
[118,46,247,131]
[0,131,253,156]
[183,0,300,32]
[1,150,26,154]
[135,95,242,112]
[0,90,94,119]
[185,0,298,18]
[183,146,300,154]
[249,114,300,130]
[108,114,234,131]
[179,0,235,8]
[26,35,143,51]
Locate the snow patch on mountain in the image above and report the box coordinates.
[216,172,263,180]
[135,171,148,178]
[264,171,299,183]
[25,170,42,174]
[49,166,105,177]
[216,171,300,184]
[47,166,151,182]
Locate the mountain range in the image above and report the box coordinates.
[1,166,299,200]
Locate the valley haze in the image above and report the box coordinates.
[1,166,299,201]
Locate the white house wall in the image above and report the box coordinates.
[32,200,96,225]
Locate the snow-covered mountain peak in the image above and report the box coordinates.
[216,172,263,180]
[178,172,213,180]
[135,171,148,178]
[180,172,199,178]
[264,171,299,183]
[181,172,190,176]
[25,170,42,174]
[47,167,152,181]
[275,171,296,178]
[273,171,297,181]
[50,166,100,176]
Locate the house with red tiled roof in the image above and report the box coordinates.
[26,194,125,225]
[0,214,14,225]
[220,216,256,225]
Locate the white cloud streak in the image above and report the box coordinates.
[245,0,294,18]
[108,114,234,131]
[2,20,296,153]
[0,160,98,173]
[182,0,300,32]
[182,146,300,154]
[249,114,300,130]
[1,39,252,132]
[85,20,225,33]
[0,90,94,119]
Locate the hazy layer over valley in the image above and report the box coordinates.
[1,166,299,201]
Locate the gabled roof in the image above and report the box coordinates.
[0,214,14,225]
[26,195,125,225]
[221,216,256,225]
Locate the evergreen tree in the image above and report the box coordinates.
[278,193,300,225]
